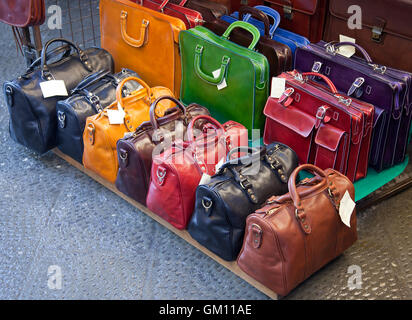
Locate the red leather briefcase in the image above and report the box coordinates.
[146,115,248,229]
[263,71,372,182]
[264,0,328,42]
[132,0,204,28]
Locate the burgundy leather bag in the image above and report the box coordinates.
[170,0,228,22]
[132,0,204,28]
[237,164,358,297]
[208,0,263,13]
[115,96,210,205]
[324,0,412,73]
[146,115,248,229]
[0,0,45,27]
[203,6,292,77]
[264,0,328,42]
[263,71,372,182]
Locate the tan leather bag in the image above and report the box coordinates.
[82,77,175,183]
[324,0,412,72]
[237,164,357,296]
[100,0,186,97]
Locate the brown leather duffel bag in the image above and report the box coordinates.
[0,0,45,27]
[324,0,412,73]
[237,164,357,296]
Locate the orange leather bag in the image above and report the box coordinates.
[100,0,186,98]
[82,77,175,183]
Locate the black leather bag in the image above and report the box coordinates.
[3,38,114,154]
[56,69,142,163]
[187,143,299,261]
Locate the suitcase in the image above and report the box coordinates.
[203,6,292,77]
[264,0,328,42]
[263,71,370,182]
[295,41,412,171]
[179,21,270,133]
[324,0,412,73]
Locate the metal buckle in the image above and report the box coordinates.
[372,26,383,43]
[278,87,294,105]
[326,44,336,55]
[335,95,352,106]
[202,198,212,210]
[294,72,304,83]
[311,61,323,73]
[57,111,66,129]
[283,5,293,20]
[368,63,387,74]
[316,106,327,120]
[156,167,166,185]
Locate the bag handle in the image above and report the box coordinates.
[186,115,226,143]
[116,76,153,109]
[222,21,261,50]
[120,11,149,48]
[41,38,91,80]
[149,96,187,130]
[194,44,230,85]
[238,6,271,38]
[326,42,375,65]
[26,43,71,74]
[250,5,281,37]
[299,72,338,94]
[217,146,264,172]
[71,70,114,94]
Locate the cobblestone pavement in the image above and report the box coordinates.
[0,4,411,300]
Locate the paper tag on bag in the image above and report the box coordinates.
[40,80,68,98]
[337,35,356,58]
[107,109,125,125]
[339,190,356,228]
[212,69,227,90]
[198,173,211,186]
[270,77,286,98]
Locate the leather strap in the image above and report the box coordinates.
[238,6,271,37]
[221,21,261,50]
[149,96,187,130]
[116,76,152,110]
[300,72,338,94]
[120,11,149,48]
[186,115,225,143]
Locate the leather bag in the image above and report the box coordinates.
[131,0,203,28]
[0,0,45,27]
[237,164,358,297]
[170,0,229,22]
[324,0,412,73]
[208,0,263,13]
[264,0,328,42]
[100,0,186,98]
[263,71,371,182]
[82,77,175,183]
[146,115,248,229]
[203,6,292,77]
[295,41,412,171]
[225,5,310,57]
[3,38,114,154]
[179,21,270,132]
[56,69,142,164]
[187,144,299,261]
[115,97,210,205]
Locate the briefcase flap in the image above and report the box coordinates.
[314,123,346,152]
[329,0,412,40]
[265,0,319,16]
[264,99,316,138]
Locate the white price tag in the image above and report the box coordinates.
[40,80,68,98]
[107,109,125,125]
[337,35,356,58]
[212,69,227,90]
[198,173,211,186]
[339,190,356,228]
[270,77,286,98]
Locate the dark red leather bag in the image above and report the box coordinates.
[237,164,358,297]
[146,115,248,229]
[115,96,210,205]
[264,0,328,42]
[208,0,263,13]
[132,0,204,28]
[0,0,45,27]
[263,71,372,182]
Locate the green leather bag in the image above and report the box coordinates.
[179,21,270,134]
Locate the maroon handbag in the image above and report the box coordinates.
[131,0,204,28]
[115,96,210,205]
[263,71,372,182]
[146,115,248,229]
[0,0,45,27]
[237,164,357,297]
[264,0,328,42]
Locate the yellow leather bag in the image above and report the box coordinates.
[100,0,186,98]
[82,76,175,183]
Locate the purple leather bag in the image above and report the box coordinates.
[295,41,412,171]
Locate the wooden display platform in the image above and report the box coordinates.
[52,148,279,300]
